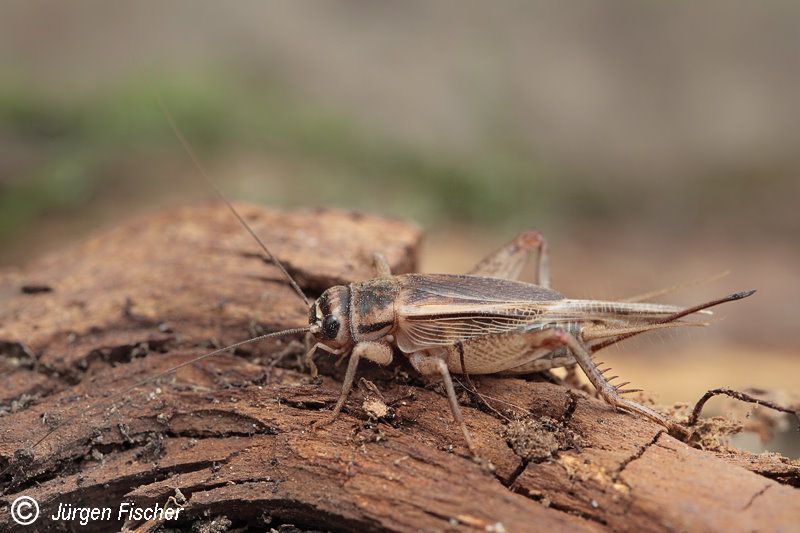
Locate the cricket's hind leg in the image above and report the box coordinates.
[372,252,392,277]
[457,327,677,431]
[409,352,477,455]
[467,230,550,287]
[538,329,686,436]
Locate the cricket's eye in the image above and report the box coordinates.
[309,303,318,325]
[321,314,340,339]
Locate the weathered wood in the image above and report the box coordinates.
[0,205,798,532]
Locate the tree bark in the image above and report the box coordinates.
[0,205,798,532]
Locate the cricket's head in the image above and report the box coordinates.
[308,285,353,350]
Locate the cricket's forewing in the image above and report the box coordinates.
[394,274,565,351]
[393,274,699,352]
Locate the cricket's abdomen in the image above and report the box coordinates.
[432,323,581,375]
[498,347,577,374]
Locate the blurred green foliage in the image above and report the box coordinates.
[0,73,559,247]
[3,71,794,257]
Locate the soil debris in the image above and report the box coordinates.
[192,515,232,533]
[363,397,390,420]
[504,415,586,462]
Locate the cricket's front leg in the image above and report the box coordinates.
[304,340,344,379]
[323,341,393,423]
[468,230,550,287]
[409,352,477,455]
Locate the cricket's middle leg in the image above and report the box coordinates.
[409,352,477,454]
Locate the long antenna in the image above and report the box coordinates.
[1,327,309,484]
[591,289,755,352]
[156,95,310,307]
[620,270,731,303]
[80,327,310,421]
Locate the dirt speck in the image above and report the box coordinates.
[667,402,745,452]
[363,397,389,419]
[21,284,53,294]
[504,416,586,462]
[192,516,232,533]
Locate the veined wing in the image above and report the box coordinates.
[394,274,564,351]
[398,273,563,305]
[394,274,696,352]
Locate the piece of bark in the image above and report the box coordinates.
[0,204,797,532]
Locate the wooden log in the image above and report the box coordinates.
[0,205,797,532]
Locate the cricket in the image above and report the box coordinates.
[298,230,754,453]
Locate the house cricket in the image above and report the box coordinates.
[1,105,761,477]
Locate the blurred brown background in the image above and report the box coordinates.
[1,1,798,454]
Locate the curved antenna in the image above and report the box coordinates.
[1,326,309,484]
[156,95,310,307]
[620,270,731,303]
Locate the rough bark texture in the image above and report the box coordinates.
[0,204,798,532]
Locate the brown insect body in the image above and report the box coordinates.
[312,272,707,374]
[304,240,747,452]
